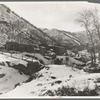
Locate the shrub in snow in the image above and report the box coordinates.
[74,55,89,63]
[14,83,20,88]
[27,61,42,75]
[53,58,63,65]
[25,73,43,83]
[77,86,99,96]
[38,59,44,65]
[6,61,12,67]
[65,56,86,70]
[0,62,5,66]
[83,63,100,73]
[42,86,77,96]
[43,90,55,96]
[55,86,77,96]
[66,56,69,62]
[42,85,99,96]
[51,80,62,86]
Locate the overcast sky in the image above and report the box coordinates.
[0,1,100,32]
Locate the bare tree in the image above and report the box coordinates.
[76,8,100,65]
[89,9,100,63]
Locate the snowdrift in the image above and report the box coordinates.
[0,53,44,95]
[0,65,29,94]
[1,64,100,97]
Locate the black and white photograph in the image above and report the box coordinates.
[0,1,100,97]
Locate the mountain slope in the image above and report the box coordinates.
[0,4,60,46]
[42,28,84,46]
[0,4,88,47]
[0,4,89,49]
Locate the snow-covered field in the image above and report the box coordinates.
[0,54,29,95]
[0,53,100,97]
[0,64,100,97]
[0,64,86,97]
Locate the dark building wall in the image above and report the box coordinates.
[5,42,66,55]
[5,42,37,53]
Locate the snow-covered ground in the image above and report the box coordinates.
[0,64,100,97]
[0,52,100,97]
[0,54,29,95]
[0,66,29,95]
[2,52,51,65]
[0,65,86,97]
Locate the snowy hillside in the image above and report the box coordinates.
[0,4,88,47]
[0,4,55,46]
[42,28,84,45]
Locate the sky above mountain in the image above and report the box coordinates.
[1,1,100,32]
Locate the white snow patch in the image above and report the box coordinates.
[0,66,29,94]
